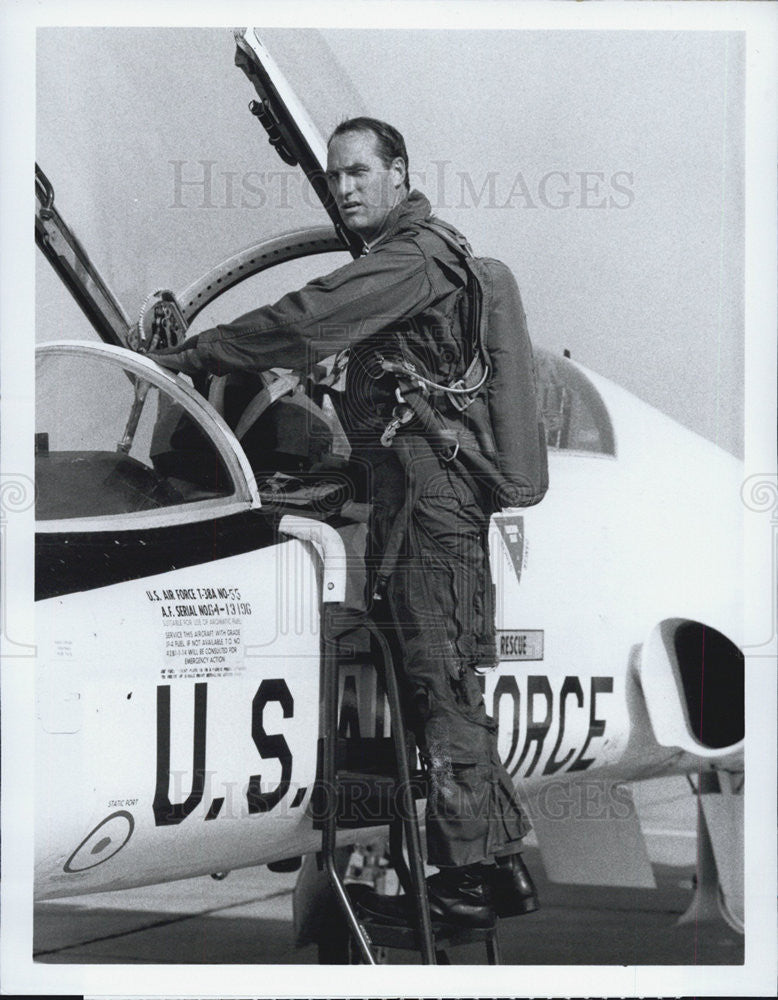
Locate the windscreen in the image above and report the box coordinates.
[36,352,233,519]
[536,351,615,456]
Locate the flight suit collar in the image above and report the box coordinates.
[362,189,432,252]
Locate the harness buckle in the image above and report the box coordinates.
[441,437,460,463]
[446,378,476,412]
[380,402,414,447]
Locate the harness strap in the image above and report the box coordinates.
[373,385,462,597]
[372,438,420,600]
[407,389,516,508]
[414,219,491,410]
[373,219,513,593]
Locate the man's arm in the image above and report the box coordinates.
[152,240,432,377]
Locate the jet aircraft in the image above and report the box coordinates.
[33,27,746,960]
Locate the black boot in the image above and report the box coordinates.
[484,853,539,917]
[356,864,495,929]
[426,866,495,927]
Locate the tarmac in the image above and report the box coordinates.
[33,845,743,967]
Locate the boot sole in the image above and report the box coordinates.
[356,896,496,930]
[493,894,540,918]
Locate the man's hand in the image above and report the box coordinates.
[149,345,205,377]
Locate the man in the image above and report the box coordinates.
[152,118,537,929]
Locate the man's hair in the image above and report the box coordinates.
[328,117,410,191]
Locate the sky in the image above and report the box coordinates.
[36,26,744,455]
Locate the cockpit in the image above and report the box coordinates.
[34,345,364,524]
[536,351,616,457]
[36,337,615,527]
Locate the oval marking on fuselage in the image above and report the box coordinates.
[63,810,135,873]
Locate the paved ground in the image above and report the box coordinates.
[34,846,743,966]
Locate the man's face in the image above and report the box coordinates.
[326,130,405,243]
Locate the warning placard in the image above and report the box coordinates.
[146,584,252,680]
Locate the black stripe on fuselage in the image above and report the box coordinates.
[35,510,282,601]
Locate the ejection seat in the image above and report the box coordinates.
[206,370,368,512]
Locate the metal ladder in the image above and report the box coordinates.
[314,605,500,965]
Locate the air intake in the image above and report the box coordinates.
[639,618,744,756]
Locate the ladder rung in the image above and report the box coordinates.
[312,766,428,829]
[335,736,399,775]
[319,610,436,963]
